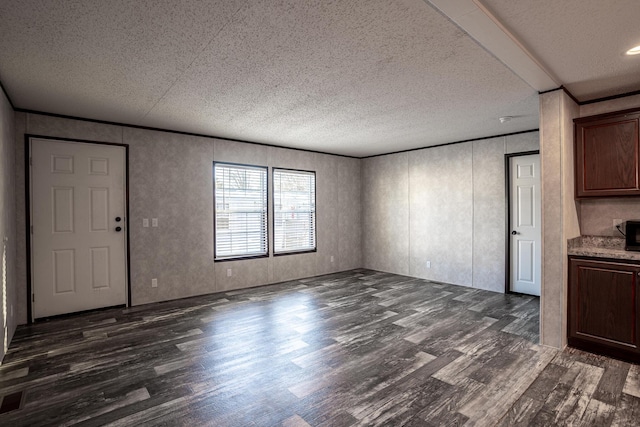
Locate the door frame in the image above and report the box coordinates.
[504,150,540,294]
[25,134,131,322]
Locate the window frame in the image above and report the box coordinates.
[272,167,317,257]
[213,161,269,262]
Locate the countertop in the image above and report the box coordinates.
[568,236,640,262]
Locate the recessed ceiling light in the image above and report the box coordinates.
[499,116,513,123]
[626,45,640,55]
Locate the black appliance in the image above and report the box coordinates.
[624,220,640,251]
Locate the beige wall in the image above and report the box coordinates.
[14,113,361,323]
[539,91,563,349]
[578,94,640,236]
[362,131,539,292]
[0,89,16,362]
[362,152,410,275]
[539,90,580,349]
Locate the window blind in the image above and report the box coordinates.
[214,163,268,259]
[273,169,316,254]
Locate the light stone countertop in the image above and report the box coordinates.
[567,236,640,262]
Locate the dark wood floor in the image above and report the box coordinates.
[1,269,639,426]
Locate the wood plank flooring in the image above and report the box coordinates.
[0,269,638,426]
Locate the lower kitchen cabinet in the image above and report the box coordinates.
[568,257,640,362]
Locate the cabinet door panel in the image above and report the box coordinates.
[575,110,640,198]
[582,120,637,191]
[576,266,635,345]
[569,259,639,352]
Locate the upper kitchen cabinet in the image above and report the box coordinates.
[574,108,640,198]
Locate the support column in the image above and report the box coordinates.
[539,89,580,348]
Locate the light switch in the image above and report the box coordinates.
[143,218,149,227]
[152,218,158,227]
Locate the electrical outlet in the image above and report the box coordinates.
[151,278,158,288]
[227,268,232,277]
[613,218,623,235]
[426,261,431,268]
[152,218,158,227]
[143,218,149,227]
[330,255,334,263]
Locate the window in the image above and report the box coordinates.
[214,163,268,260]
[273,169,316,254]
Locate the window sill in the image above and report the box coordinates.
[214,254,269,263]
[273,249,317,257]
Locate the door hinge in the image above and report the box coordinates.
[32,294,34,303]
[30,225,33,234]
[29,157,32,166]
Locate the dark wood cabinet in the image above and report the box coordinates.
[568,257,640,362]
[574,108,640,198]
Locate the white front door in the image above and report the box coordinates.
[31,138,127,318]
[509,154,541,296]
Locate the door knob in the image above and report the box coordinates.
[115,226,122,232]
[511,230,519,235]
[115,217,121,222]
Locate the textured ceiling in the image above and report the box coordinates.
[0,0,638,156]
[482,0,640,101]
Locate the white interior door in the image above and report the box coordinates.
[31,138,127,318]
[509,154,541,296]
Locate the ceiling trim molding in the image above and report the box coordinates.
[360,128,539,159]
[538,86,563,95]
[538,86,580,105]
[426,0,559,92]
[0,77,15,109]
[538,85,640,107]
[561,86,580,105]
[579,89,640,106]
[13,108,360,159]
